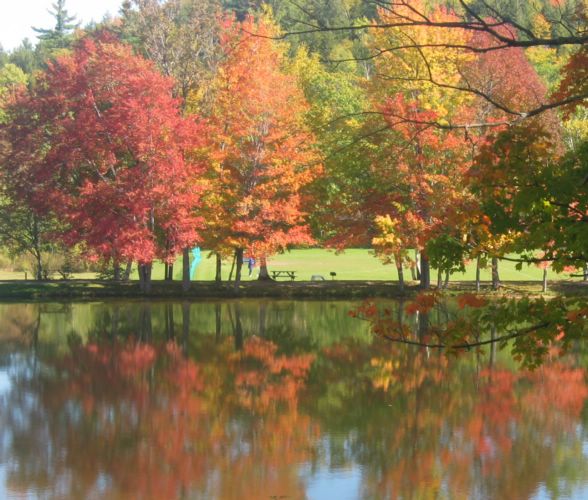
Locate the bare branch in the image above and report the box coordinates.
[265,22,588,50]
[263,0,588,51]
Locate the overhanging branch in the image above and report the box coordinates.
[378,321,551,349]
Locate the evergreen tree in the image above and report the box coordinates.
[33,0,79,49]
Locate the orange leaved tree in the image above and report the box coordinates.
[196,15,321,282]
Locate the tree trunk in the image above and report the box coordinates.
[437,268,442,289]
[138,264,145,290]
[32,216,43,280]
[420,254,431,288]
[123,260,132,281]
[113,262,121,282]
[35,252,43,281]
[542,268,548,293]
[584,263,588,281]
[166,263,174,281]
[443,270,450,289]
[491,257,500,290]
[164,262,169,281]
[258,255,271,280]
[145,263,152,293]
[215,253,222,283]
[228,252,236,282]
[182,247,190,291]
[235,248,244,286]
[414,249,421,280]
[475,255,481,292]
[139,263,152,293]
[396,260,405,292]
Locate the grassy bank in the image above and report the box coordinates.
[0,249,583,301]
[0,278,586,302]
[0,279,409,301]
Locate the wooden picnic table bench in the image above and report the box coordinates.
[271,270,296,281]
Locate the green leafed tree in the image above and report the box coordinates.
[0,63,28,123]
[470,123,588,273]
[9,39,38,74]
[0,60,56,279]
[0,46,8,67]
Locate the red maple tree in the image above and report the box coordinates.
[1,35,205,287]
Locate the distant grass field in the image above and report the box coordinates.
[0,249,574,283]
[140,248,569,283]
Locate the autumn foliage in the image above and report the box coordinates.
[0,0,585,294]
[198,16,321,261]
[1,36,205,268]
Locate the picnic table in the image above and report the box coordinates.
[271,270,296,281]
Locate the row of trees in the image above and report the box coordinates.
[1,8,320,290]
[0,0,586,290]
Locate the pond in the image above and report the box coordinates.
[1,299,588,499]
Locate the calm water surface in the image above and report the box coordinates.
[1,299,588,499]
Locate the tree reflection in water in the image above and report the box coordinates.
[0,300,587,499]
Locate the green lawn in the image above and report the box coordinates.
[0,248,573,283]
[139,248,569,282]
